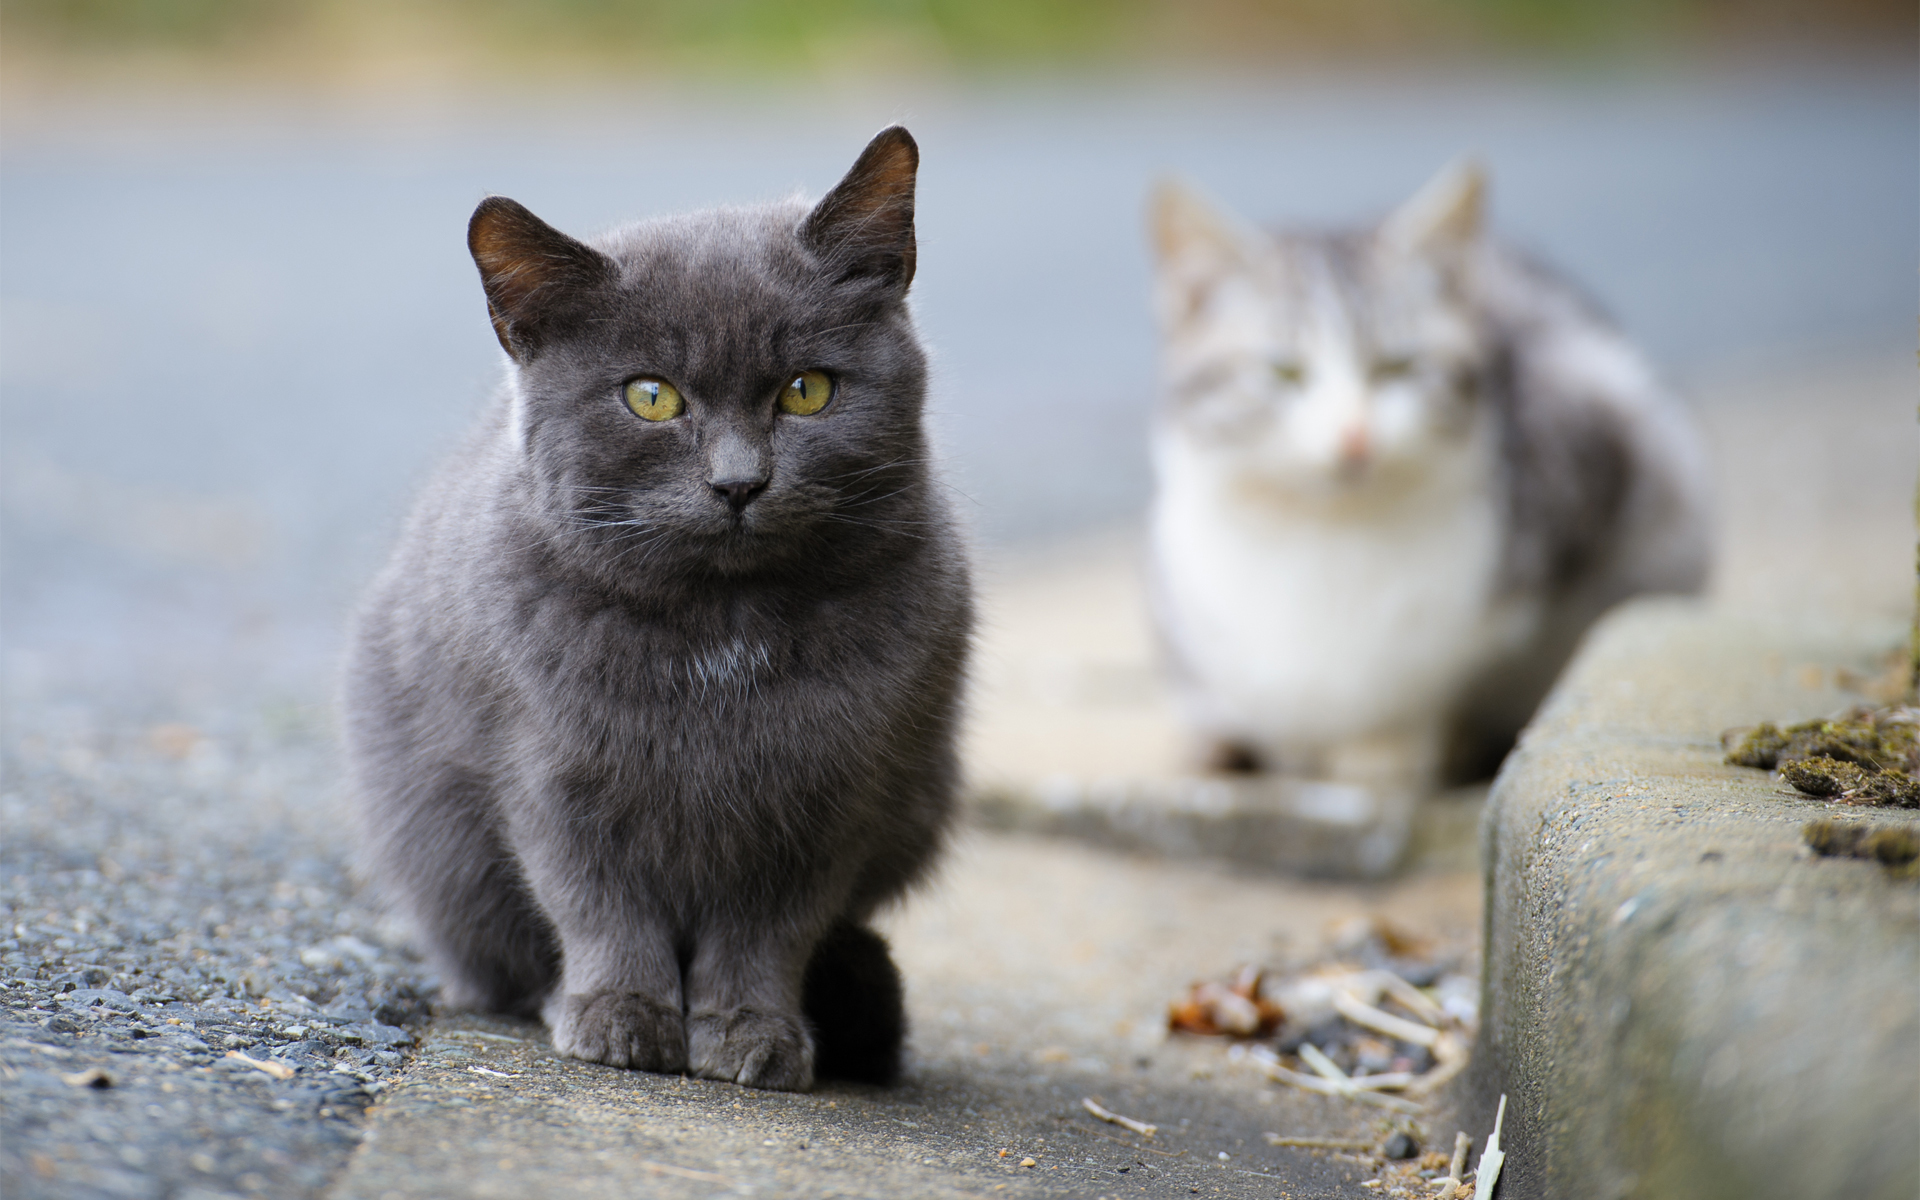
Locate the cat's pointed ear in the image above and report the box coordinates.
[1148,178,1253,328]
[802,125,919,294]
[1149,177,1250,270]
[468,196,616,361]
[1379,159,1486,259]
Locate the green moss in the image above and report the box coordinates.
[1791,716,1916,773]
[1863,826,1920,865]
[1778,755,1920,808]
[1726,705,1918,770]
[1727,706,1920,808]
[1779,756,1866,797]
[1723,722,1790,769]
[1803,817,1920,868]
[1804,816,1864,855]
[1853,770,1920,809]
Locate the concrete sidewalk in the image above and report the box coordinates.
[331,834,1481,1198]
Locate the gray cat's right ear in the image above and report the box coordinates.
[1148,178,1252,327]
[468,196,616,361]
[802,126,918,294]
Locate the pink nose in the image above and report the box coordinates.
[1338,425,1371,469]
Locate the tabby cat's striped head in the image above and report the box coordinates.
[1150,162,1494,504]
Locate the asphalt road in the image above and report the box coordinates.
[1,697,432,1200]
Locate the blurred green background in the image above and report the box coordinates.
[5,0,1911,79]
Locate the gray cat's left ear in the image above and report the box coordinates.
[803,126,919,293]
[469,196,616,361]
[1378,159,1486,258]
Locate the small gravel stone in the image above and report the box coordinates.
[341,1021,415,1048]
[1,694,431,1199]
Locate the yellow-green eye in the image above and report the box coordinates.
[777,370,833,416]
[1372,356,1417,382]
[624,377,684,421]
[1273,361,1307,386]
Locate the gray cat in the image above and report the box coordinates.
[343,127,970,1092]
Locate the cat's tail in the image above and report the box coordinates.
[801,920,906,1085]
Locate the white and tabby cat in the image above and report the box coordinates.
[1147,162,1711,794]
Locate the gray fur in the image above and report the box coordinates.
[343,127,970,1091]
[1449,242,1712,767]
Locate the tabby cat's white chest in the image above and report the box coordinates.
[1149,426,1530,752]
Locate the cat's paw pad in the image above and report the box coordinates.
[687,1008,815,1091]
[549,992,687,1072]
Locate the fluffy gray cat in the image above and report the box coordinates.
[1148,163,1711,793]
[343,127,970,1092]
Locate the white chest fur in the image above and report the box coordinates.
[1149,423,1532,753]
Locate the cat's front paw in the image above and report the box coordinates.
[687,1008,814,1091]
[548,991,687,1073]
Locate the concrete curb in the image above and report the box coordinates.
[969,779,1487,879]
[970,775,1414,878]
[1452,599,1919,1199]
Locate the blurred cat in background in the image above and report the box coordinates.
[1146,162,1710,796]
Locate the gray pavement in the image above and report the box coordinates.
[1,697,1480,1199]
[325,827,1484,1199]
[332,1009,1385,1200]
[1,699,431,1200]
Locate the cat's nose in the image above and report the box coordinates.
[706,429,770,511]
[710,477,768,511]
[1338,424,1371,471]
